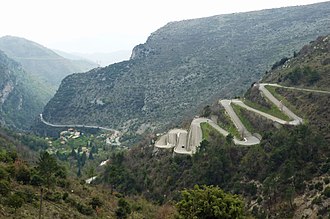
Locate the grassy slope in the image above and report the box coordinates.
[242,97,290,121]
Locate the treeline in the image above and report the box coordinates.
[99,124,329,218]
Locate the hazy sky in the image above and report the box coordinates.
[0,0,328,53]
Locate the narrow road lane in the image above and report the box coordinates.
[40,114,122,145]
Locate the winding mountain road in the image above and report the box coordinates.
[155,83,329,155]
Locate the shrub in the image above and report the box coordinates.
[57,179,70,188]
[0,180,10,196]
[62,192,69,201]
[89,197,103,210]
[76,202,94,216]
[7,193,24,212]
[44,191,62,202]
[176,185,244,219]
[15,165,31,184]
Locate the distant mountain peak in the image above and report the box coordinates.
[0,36,98,86]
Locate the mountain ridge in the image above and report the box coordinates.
[0,50,52,130]
[96,34,330,218]
[0,36,98,87]
[41,2,330,138]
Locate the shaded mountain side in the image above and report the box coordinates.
[42,2,330,135]
[0,36,98,87]
[0,51,52,130]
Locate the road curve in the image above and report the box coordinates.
[218,100,260,145]
[155,83,329,155]
[230,100,288,125]
[155,117,260,155]
[258,84,303,125]
[39,114,122,145]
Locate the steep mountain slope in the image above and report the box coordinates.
[97,35,330,218]
[0,51,51,130]
[261,35,330,139]
[0,36,98,87]
[42,2,330,135]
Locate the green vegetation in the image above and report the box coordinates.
[1,34,330,218]
[263,35,330,91]
[284,66,321,85]
[96,123,329,218]
[0,128,176,218]
[243,97,290,121]
[87,35,330,218]
[176,185,244,219]
[231,104,256,134]
[36,152,60,189]
[200,122,214,140]
[265,85,301,116]
[0,51,53,130]
[217,110,241,139]
[41,2,330,138]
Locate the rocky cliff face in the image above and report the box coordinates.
[0,51,51,130]
[42,2,330,136]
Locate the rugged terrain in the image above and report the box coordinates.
[0,51,52,130]
[95,35,330,218]
[42,2,330,137]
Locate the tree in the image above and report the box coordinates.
[36,152,59,189]
[176,185,244,219]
